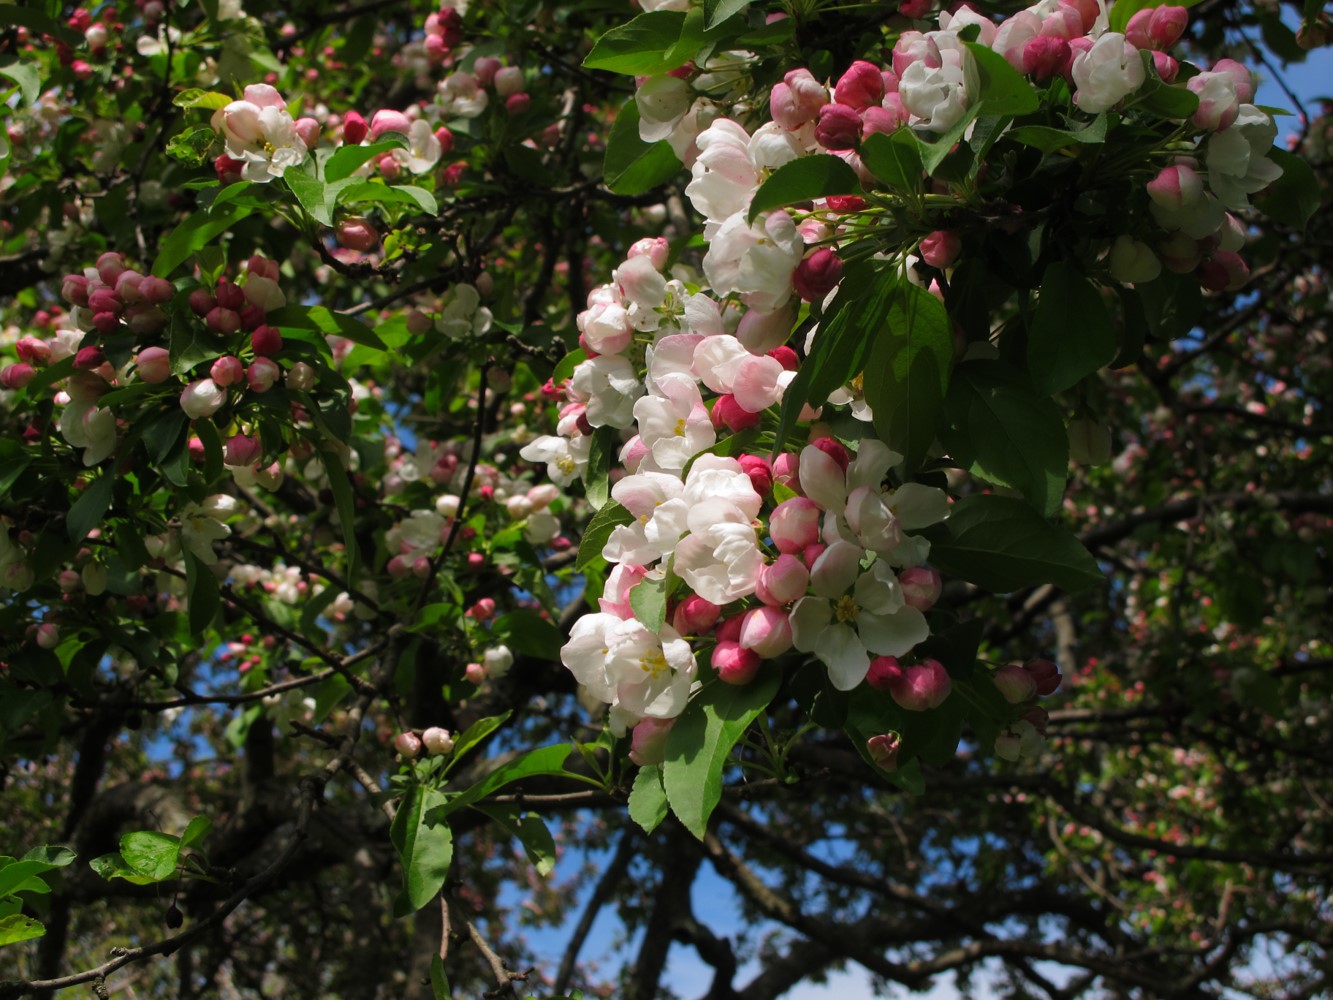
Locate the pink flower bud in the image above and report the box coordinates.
[802,542,827,568]
[737,454,773,497]
[756,554,809,606]
[494,65,525,96]
[136,346,172,383]
[627,236,670,270]
[1188,71,1240,131]
[504,92,531,115]
[468,597,496,620]
[715,615,744,644]
[247,358,280,392]
[834,60,885,110]
[711,393,763,433]
[215,154,245,184]
[1023,35,1070,80]
[370,108,411,139]
[188,288,216,316]
[739,606,793,657]
[293,116,321,149]
[629,717,675,766]
[286,361,316,392]
[138,275,175,304]
[735,304,795,353]
[672,594,722,636]
[91,311,120,334]
[435,125,454,154]
[394,731,422,757]
[180,378,226,419]
[861,102,907,138]
[919,230,962,269]
[62,274,90,306]
[869,656,952,710]
[473,57,501,86]
[866,732,901,770]
[465,661,486,684]
[209,355,243,387]
[810,436,850,472]
[88,287,122,315]
[335,216,380,251]
[35,622,61,649]
[342,110,368,145]
[378,154,401,181]
[1149,51,1178,83]
[713,641,762,685]
[17,336,51,366]
[1210,58,1255,103]
[74,346,106,370]
[815,103,862,151]
[215,279,245,310]
[422,727,455,755]
[249,324,282,357]
[1023,658,1062,696]
[994,662,1039,703]
[1197,251,1249,292]
[206,307,241,335]
[770,68,828,130]
[1149,6,1188,50]
[898,566,941,611]
[1146,164,1203,211]
[792,248,844,302]
[0,363,35,389]
[770,496,821,554]
[224,433,262,466]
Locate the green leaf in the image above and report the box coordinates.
[604,101,683,196]
[863,281,953,474]
[0,914,45,947]
[584,425,619,511]
[430,955,450,1000]
[941,361,1068,517]
[1006,113,1108,152]
[337,181,438,216]
[628,764,669,834]
[184,550,221,637]
[965,42,1039,116]
[628,575,668,634]
[860,131,923,194]
[320,447,361,584]
[473,805,556,876]
[0,847,75,899]
[492,611,564,662]
[662,670,782,840]
[153,204,254,279]
[922,494,1103,593]
[324,139,401,182]
[284,163,347,227]
[120,831,182,881]
[266,304,388,351]
[0,55,41,106]
[1255,149,1319,230]
[67,475,115,543]
[1026,261,1117,394]
[703,0,748,27]
[391,786,452,912]
[914,104,983,177]
[773,260,900,454]
[446,712,512,770]
[89,852,159,886]
[434,744,587,821]
[165,126,217,166]
[746,154,860,223]
[576,501,634,571]
[172,89,232,110]
[178,816,212,853]
[551,349,587,386]
[584,11,688,75]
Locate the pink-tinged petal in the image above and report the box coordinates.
[810,540,861,598]
[731,355,786,413]
[799,444,846,512]
[856,605,929,657]
[815,624,871,690]
[789,596,831,652]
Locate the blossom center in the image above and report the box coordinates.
[834,594,860,623]
[639,649,669,677]
[556,455,576,476]
[673,417,687,436]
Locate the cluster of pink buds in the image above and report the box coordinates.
[992,658,1063,760]
[395,726,456,758]
[422,5,463,64]
[472,57,531,116]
